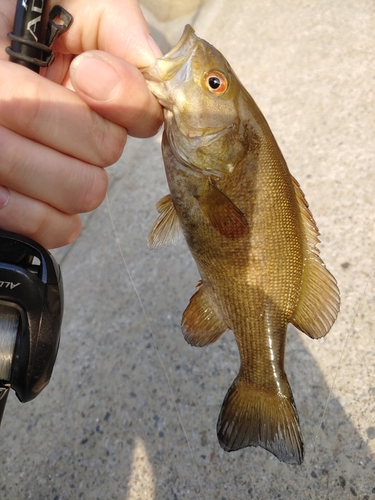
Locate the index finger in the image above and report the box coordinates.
[51,0,162,67]
[0,60,127,166]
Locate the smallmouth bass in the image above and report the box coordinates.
[142,25,340,465]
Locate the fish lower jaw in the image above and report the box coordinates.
[144,80,174,111]
[164,109,174,121]
[150,95,173,111]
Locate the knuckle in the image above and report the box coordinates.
[26,206,51,242]
[29,211,83,248]
[75,167,109,213]
[1,78,45,131]
[90,114,127,167]
[0,128,19,183]
[63,217,83,246]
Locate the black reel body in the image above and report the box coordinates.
[0,231,63,413]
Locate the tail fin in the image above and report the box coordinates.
[217,377,304,465]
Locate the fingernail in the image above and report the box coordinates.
[70,53,121,102]
[0,186,10,208]
[147,34,163,59]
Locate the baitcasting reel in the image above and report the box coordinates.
[0,231,63,424]
[0,0,72,425]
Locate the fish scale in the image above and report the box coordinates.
[142,24,339,465]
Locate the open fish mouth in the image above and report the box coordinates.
[142,25,198,83]
[141,25,199,110]
[162,25,197,61]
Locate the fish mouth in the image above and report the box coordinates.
[162,24,197,62]
[141,25,197,85]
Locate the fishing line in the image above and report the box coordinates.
[308,266,374,466]
[105,193,207,499]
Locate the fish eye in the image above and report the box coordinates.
[204,71,228,95]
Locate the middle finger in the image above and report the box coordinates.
[0,125,108,215]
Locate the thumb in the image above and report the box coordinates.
[70,50,163,138]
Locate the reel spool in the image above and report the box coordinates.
[0,304,19,422]
[0,303,19,382]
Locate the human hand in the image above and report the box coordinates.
[0,0,163,248]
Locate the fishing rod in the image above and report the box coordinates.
[0,0,73,425]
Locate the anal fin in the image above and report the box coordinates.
[182,282,228,347]
[148,194,183,249]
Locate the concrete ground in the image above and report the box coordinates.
[1,1,374,499]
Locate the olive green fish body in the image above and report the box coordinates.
[143,25,340,465]
[162,120,304,463]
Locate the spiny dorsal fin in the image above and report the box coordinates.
[182,281,228,346]
[291,177,340,339]
[148,194,183,249]
[196,181,249,239]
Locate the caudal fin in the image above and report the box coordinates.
[217,377,304,465]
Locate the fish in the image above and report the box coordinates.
[142,25,340,465]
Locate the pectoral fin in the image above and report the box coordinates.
[291,177,340,339]
[148,194,183,249]
[182,282,228,346]
[196,181,249,239]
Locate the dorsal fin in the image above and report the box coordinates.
[148,194,183,249]
[291,177,340,339]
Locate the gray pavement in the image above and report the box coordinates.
[1,1,374,499]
